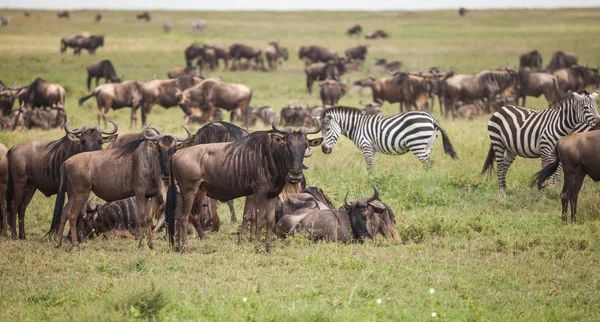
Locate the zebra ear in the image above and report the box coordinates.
[566,90,575,98]
[590,92,599,100]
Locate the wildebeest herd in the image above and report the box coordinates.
[1,11,600,256]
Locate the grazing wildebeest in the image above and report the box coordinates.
[482,91,599,190]
[163,21,172,33]
[391,71,434,112]
[547,51,578,73]
[532,130,600,222]
[364,30,389,39]
[344,45,368,62]
[554,65,600,93]
[57,11,69,19]
[265,42,289,70]
[0,144,7,236]
[140,75,203,126]
[517,69,561,107]
[178,79,252,125]
[17,78,66,110]
[22,106,67,130]
[519,50,543,71]
[136,11,151,21]
[370,77,404,111]
[167,120,323,252]
[229,43,264,69]
[298,46,337,64]
[7,121,118,239]
[86,60,121,91]
[95,13,102,22]
[79,80,145,128]
[304,60,346,94]
[368,58,402,74]
[459,7,468,16]
[51,125,191,248]
[167,66,201,79]
[345,24,362,37]
[0,16,10,27]
[276,185,400,242]
[191,20,206,32]
[319,79,347,106]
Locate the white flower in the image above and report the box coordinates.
[432,312,437,317]
[429,288,435,294]
[376,299,382,304]
[242,297,247,303]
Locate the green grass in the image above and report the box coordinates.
[1,8,600,321]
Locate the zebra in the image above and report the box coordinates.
[320,106,457,171]
[481,90,599,190]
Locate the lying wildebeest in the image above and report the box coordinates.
[178,78,252,126]
[265,42,289,70]
[21,106,67,130]
[17,78,66,110]
[517,69,561,107]
[304,59,346,94]
[370,76,404,111]
[0,143,7,236]
[459,7,468,16]
[554,65,600,93]
[141,75,203,126]
[136,11,151,21]
[279,103,310,127]
[368,58,402,74]
[167,120,323,252]
[0,16,10,27]
[364,30,389,39]
[547,51,578,73]
[0,110,23,131]
[86,60,121,91]
[276,185,400,242]
[298,46,337,64]
[57,11,69,19]
[0,83,18,116]
[79,80,145,128]
[456,100,486,119]
[275,186,333,223]
[167,66,201,79]
[519,50,543,71]
[348,78,374,95]
[391,71,434,112]
[319,79,347,106]
[191,20,206,32]
[80,197,138,240]
[163,21,172,33]
[532,130,600,222]
[239,106,277,127]
[229,43,264,69]
[345,24,362,37]
[344,45,368,62]
[359,100,382,115]
[51,125,191,248]
[8,121,117,239]
[230,60,267,72]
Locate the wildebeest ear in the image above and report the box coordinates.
[66,133,80,142]
[308,137,323,147]
[102,134,117,144]
[270,133,286,145]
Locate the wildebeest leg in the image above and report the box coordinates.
[190,192,206,240]
[130,107,138,128]
[522,95,527,107]
[101,105,110,129]
[95,77,99,88]
[178,183,200,252]
[567,172,585,223]
[264,197,277,252]
[87,76,92,91]
[134,195,149,249]
[0,181,6,237]
[307,77,313,94]
[227,200,237,222]
[16,183,36,239]
[238,196,254,244]
[147,195,162,249]
[9,179,26,239]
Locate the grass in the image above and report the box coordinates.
[1,8,600,321]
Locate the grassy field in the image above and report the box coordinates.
[1,8,600,321]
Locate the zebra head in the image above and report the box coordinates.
[321,114,341,154]
[572,91,600,127]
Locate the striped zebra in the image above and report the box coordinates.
[321,106,457,171]
[481,91,599,190]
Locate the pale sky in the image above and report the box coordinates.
[2,0,599,10]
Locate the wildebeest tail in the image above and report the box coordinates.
[47,164,67,236]
[165,159,176,246]
[481,145,494,175]
[531,148,560,189]
[432,117,457,159]
[78,91,96,107]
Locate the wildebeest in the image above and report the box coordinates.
[79,197,138,240]
[547,51,578,73]
[459,7,468,16]
[553,65,600,93]
[240,106,278,127]
[57,11,69,19]
[141,75,203,126]
[191,20,206,32]
[348,78,374,95]
[391,71,434,112]
[319,79,347,106]
[344,45,368,63]
[95,13,102,22]
[178,79,253,125]
[275,186,334,222]
[0,82,18,116]
[298,46,337,65]
[368,58,402,74]
[304,60,345,94]
[22,106,67,130]
[230,60,267,72]
[276,185,400,242]
[370,77,404,110]
[136,11,151,21]
[519,50,543,71]
[75,35,104,55]
[7,121,118,239]
[532,130,600,222]
[364,30,389,39]
[207,44,230,69]
[184,44,218,70]
[359,100,382,115]
[79,80,145,128]
[86,60,121,91]
[167,120,323,252]
[163,21,172,33]
[24,11,31,17]
[279,103,310,127]
[345,24,362,37]
[167,66,201,79]
[456,100,486,119]
[518,69,561,107]
[0,16,10,27]
[265,42,289,70]
[229,43,264,69]
[17,78,66,110]
[0,144,7,236]
[427,67,455,114]
[51,125,191,248]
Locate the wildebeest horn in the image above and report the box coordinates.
[299,118,321,135]
[272,117,293,134]
[344,191,351,208]
[95,120,118,135]
[387,69,396,75]
[304,146,313,158]
[367,184,380,203]
[172,125,192,142]
[142,124,163,141]
[64,120,88,135]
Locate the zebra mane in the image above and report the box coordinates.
[324,106,364,116]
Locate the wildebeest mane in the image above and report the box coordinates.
[101,60,116,78]
[42,136,82,181]
[175,74,196,91]
[115,138,146,158]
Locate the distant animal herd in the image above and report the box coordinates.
[0,10,599,253]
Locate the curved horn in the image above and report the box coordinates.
[367,184,380,203]
[387,69,396,75]
[272,117,293,133]
[96,120,118,135]
[172,125,192,142]
[299,118,321,135]
[64,120,87,135]
[142,125,163,141]
[304,146,313,158]
[344,191,351,208]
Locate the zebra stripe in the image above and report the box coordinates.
[482,91,599,189]
[321,106,456,170]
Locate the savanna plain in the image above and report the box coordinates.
[1,8,600,321]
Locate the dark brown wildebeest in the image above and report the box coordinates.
[368,58,402,74]
[95,13,102,22]
[554,65,600,93]
[519,50,543,71]
[17,78,66,110]
[178,79,252,125]
[140,75,203,126]
[298,46,337,65]
[0,143,7,236]
[276,185,400,242]
[207,44,230,70]
[275,186,334,223]
[427,67,455,115]
[229,43,264,69]
[60,34,83,54]
[304,60,346,94]
[74,35,104,55]
[185,44,204,67]
[344,45,368,63]
[517,69,561,107]
[51,125,191,249]
[79,80,145,128]
[265,42,289,70]
[459,7,468,16]
[279,104,310,127]
[167,66,201,79]
[345,24,362,37]
[532,130,600,222]
[86,60,120,91]
[547,51,578,73]
[57,11,69,19]
[167,120,323,252]
[136,11,151,21]
[7,121,118,239]
[184,44,217,70]
[391,71,434,112]
[24,11,31,17]
[319,79,347,106]
[229,60,267,72]
[364,30,389,39]
[370,77,404,111]
[0,83,18,116]
[22,106,67,130]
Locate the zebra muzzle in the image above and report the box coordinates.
[321,145,332,154]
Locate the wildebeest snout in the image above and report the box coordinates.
[287,169,303,183]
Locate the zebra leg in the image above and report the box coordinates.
[410,143,433,169]
[494,147,515,190]
[541,153,562,185]
[361,148,375,172]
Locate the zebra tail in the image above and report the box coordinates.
[481,145,495,175]
[433,119,457,159]
[531,149,560,190]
